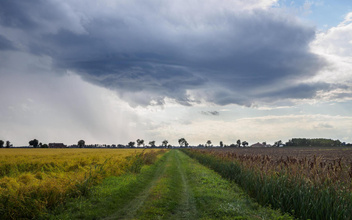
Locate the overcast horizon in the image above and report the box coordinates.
[1,0,352,146]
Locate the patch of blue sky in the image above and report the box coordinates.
[275,0,352,30]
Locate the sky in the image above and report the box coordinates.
[0,0,351,146]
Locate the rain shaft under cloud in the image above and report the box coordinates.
[0,0,328,107]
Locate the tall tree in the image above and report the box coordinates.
[78,140,85,148]
[178,138,189,147]
[220,141,223,147]
[184,140,189,147]
[0,140,4,148]
[206,140,212,147]
[178,138,187,147]
[128,141,135,148]
[6,141,11,148]
[149,141,156,147]
[178,138,183,147]
[162,140,168,148]
[237,139,241,147]
[136,139,144,147]
[29,139,39,148]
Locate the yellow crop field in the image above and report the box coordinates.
[0,148,166,219]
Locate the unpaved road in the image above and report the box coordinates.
[52,150,291,219]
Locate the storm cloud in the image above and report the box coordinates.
[0,0,328,106]
[0,35,16,51]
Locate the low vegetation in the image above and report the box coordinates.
[183,148,352,220]
[48,150,292,219]
[0,148,166,219]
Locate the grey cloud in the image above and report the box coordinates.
[334,92,352,99]
[258,82,332,100]
[201,111,220,116]
[0,35,16,50]
[0,1,37,29]
[0,0,330,106]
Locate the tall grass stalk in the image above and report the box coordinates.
[182,149,352,220]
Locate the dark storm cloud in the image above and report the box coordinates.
[0,0,329,106]
[0,35,16,50]
[0,1,36,29]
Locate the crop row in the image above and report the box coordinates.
[182,148,352,220]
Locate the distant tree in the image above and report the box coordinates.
[178,138,188,147]
[274,140,282,147]
[6,141,11,148]
[41,144,48,148]
[237,139,241,147]
[219,141,223,147]
[136,139,145,147]
[78,140,85,148]
[242,141,248,147]
[29,139,39,148]
[162,140,168,148]
[285,138,342,147]
[206,140,212,147]
[178,138,184,147]
[149,141,156,147]
[0,140,4,148]
[184,141,189,147]
[128,141,135,148]
[262,142,267,146]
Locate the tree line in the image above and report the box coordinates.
[285,138,346,147]
[1,137,350,148]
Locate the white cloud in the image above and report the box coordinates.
[147,113,352,145]
[308,11,352,102]
[312,12,352,57]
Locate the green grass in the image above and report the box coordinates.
[44,152,171,220]
[174,150,292,220]
[45,150,293,219]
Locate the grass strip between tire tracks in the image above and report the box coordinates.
[46,150,293,219]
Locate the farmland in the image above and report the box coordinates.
[1,147,352,219]
[47,150,292,219]
[0,148,166,219]
[183,147,352,220]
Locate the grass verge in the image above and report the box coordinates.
[174,150,292,220]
